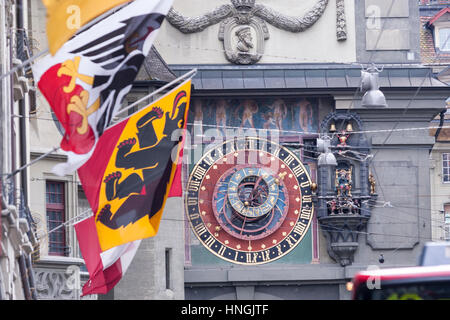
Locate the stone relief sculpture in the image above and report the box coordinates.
[166,0,347,64]
[35,270,78,300]
[336,0,348,41]
[235,26,253,52]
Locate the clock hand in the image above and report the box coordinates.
[249,176,265,205]
[240,216,247,236]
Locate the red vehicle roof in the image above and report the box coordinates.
[352,265,450,299]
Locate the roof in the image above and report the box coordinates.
[427,7,450,26]
[420,6,450,65]
[170,64,449,91]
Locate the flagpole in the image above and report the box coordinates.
[0,49,48,82]
[4,146,60,180]
[110,68,197,124]
[38,208,93,239]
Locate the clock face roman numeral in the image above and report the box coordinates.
[187,197,198,206]
[204,235,215,248]
[246,252,258,264]
[194,223,207,236]
[283,154,296,166]
[292,164,305,177]
[203,147,224,166]
[217,245,226,256]
[193,165,207,181]
[300,207,312,220]
[188,179,201,192]
[261,250,271,262]
[301,181,311,188]
[293,222,307,236]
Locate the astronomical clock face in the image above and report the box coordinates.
[185,137,314,265]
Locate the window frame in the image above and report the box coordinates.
[438,27,450,52]
[445,211,450,241]
[46,180,67,257]
[442,153,450,184]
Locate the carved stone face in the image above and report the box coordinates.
[235,27,254,52]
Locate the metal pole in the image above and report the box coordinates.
[5,146,59,180]
[110,69,197,122]
[0,49,47,82]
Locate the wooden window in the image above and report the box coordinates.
[46,181,67,256]
[443,154,450,183]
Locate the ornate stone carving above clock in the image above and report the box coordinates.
[166,0,347,65]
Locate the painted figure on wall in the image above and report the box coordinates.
[272,99,288,131]
[194,99,203,123]
[216,99,227,130]
[263,111,275,129]
[298,99,313,133]
[188,97,322,135]
[240,99,259,129]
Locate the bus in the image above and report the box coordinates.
[352,264,450,300]
[352,242,450,300]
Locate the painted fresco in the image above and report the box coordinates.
[188,97,319,135]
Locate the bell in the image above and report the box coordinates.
[346,123,353,132]
[329,123,337,132]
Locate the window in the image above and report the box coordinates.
[443,154,450,183]
[439,28,450,51]
[444,205,450,241]
[46,181,67,256]
[445,212,450,241]
[165,248,172,290]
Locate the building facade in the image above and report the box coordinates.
[131,0,447,300]
[422,0,450,243]
[0,0,39,300]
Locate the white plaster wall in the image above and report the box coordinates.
[156,0,356,64]
[29,0,64,153]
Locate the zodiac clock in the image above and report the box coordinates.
[185,137,314,265]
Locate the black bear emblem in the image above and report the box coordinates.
[96,91,187,230]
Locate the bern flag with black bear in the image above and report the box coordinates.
[75,80,191,296]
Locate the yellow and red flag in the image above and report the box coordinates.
[33,0,173,176]
[42,0,134,55]
[74,80,191,295]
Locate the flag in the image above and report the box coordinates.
[168,148,184,197]
[42,0,133,55]
[74,80,191,295]
[33,0,173,176]
[74,218,141,296]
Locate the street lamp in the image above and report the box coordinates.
[361,64,388,108]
